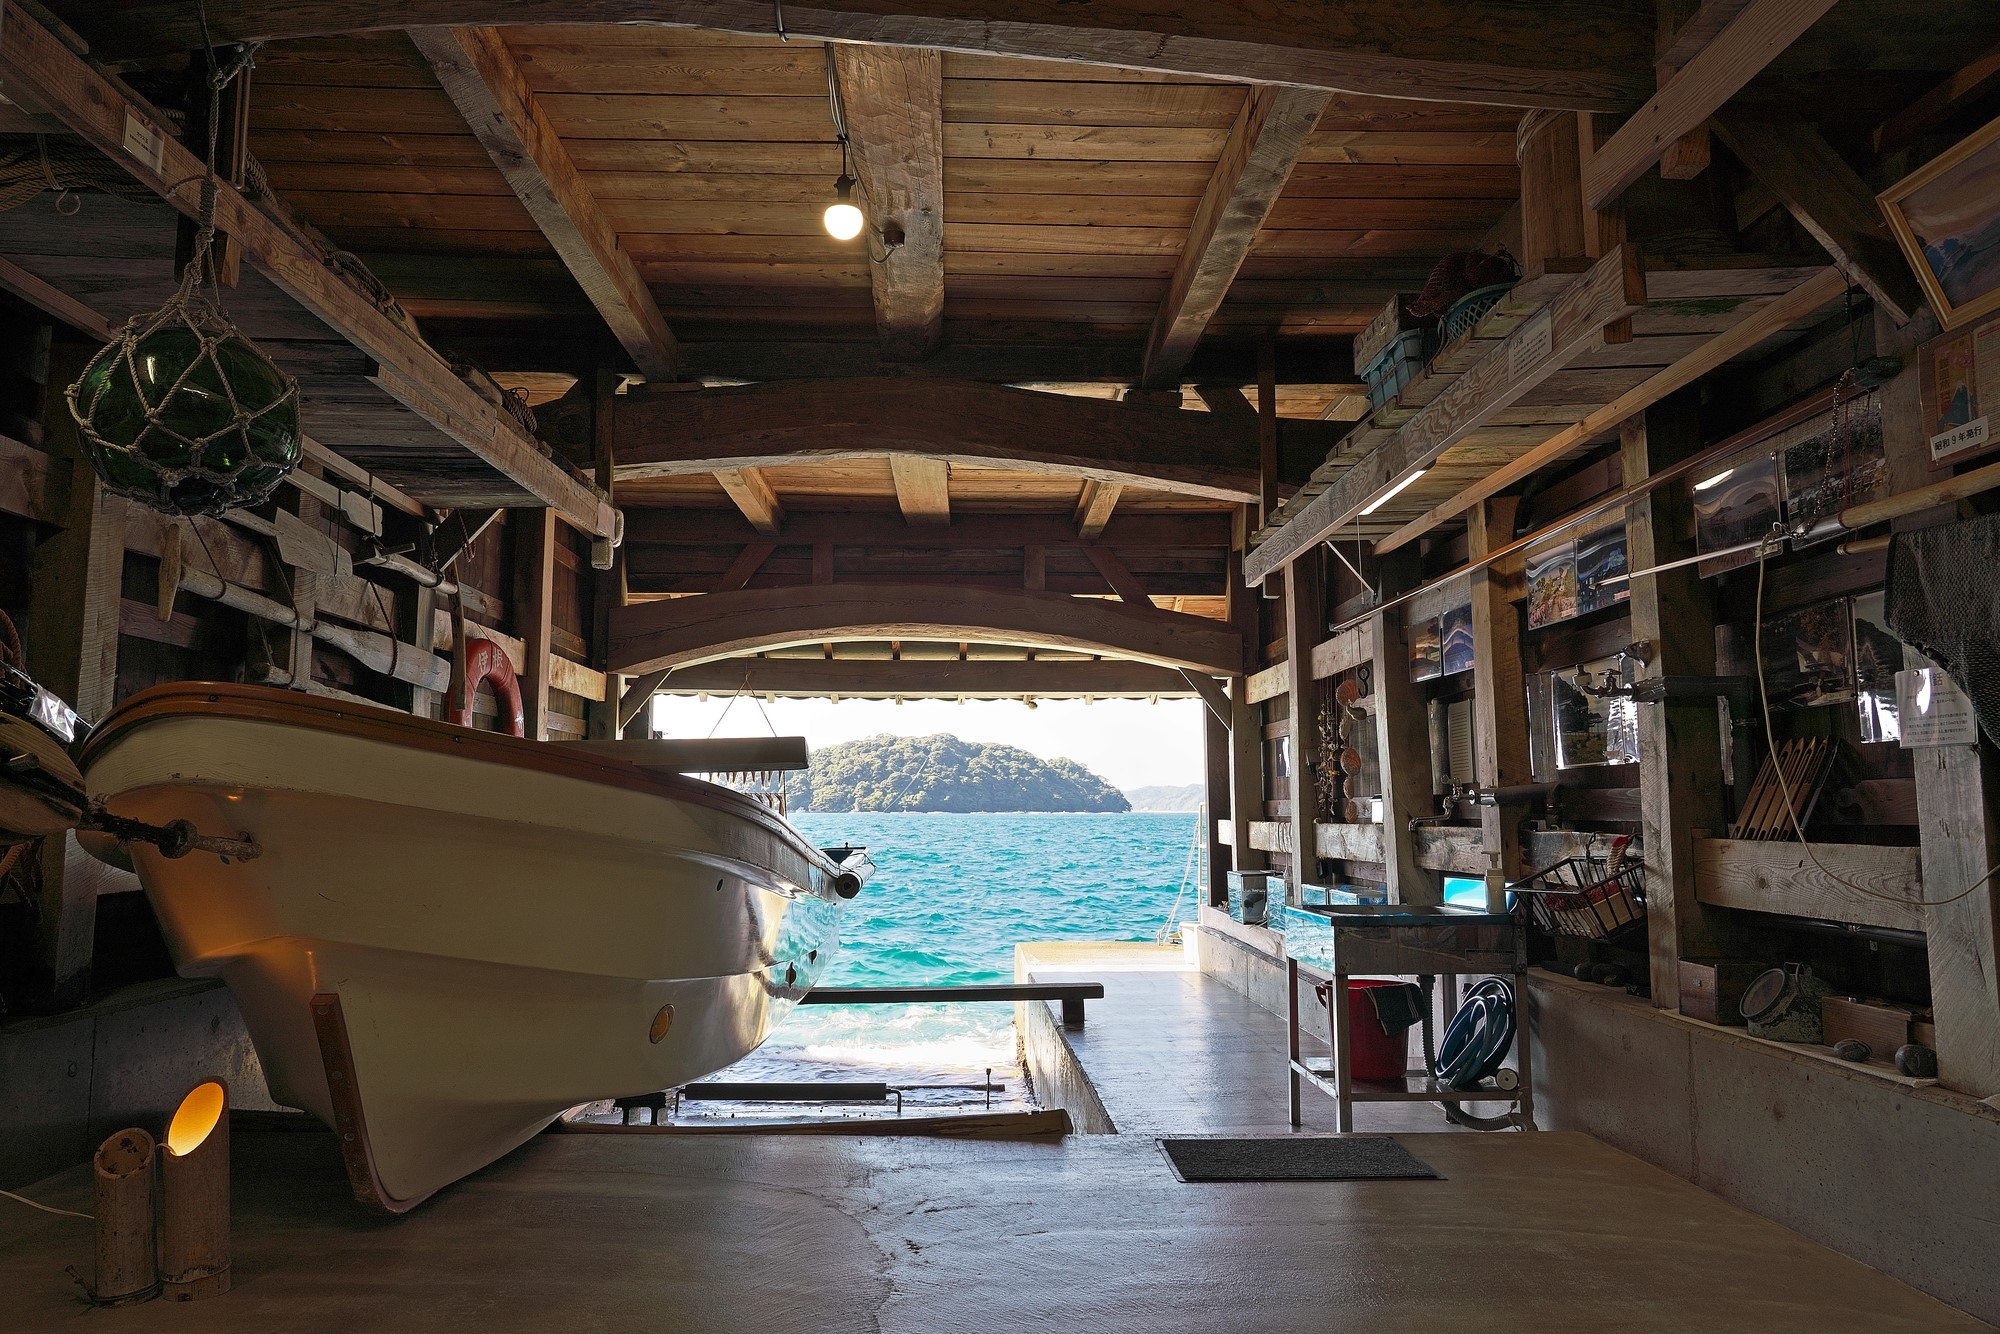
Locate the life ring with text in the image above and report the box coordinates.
[448,636,526,737]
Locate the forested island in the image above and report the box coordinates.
[790,734,1130,813]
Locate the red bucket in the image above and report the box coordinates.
[1344,979,1411,1082]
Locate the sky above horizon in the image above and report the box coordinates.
[650,693,1205,792]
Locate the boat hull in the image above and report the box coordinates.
[82,685,843,1210]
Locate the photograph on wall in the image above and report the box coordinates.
[1880,116,2000,330]
[1917,320,2000,464]
[1551,657,1640,770]
[1761,597,1856,711]
[1573,522,1630,614]
[1408,616,1443,682]
[1781,394,1889,547]
[1439,602,1474,675]
[1525,540,1577,629]
[1693,448,1781,572]
[1852,591,1904,744]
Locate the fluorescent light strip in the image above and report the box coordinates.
[1358,468,1427,517]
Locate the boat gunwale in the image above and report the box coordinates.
[82,682,838,882]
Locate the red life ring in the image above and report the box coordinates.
[447,636,526,737]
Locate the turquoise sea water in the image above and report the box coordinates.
[708,811,1204,1110]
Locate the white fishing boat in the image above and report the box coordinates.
[74,682,862,1212]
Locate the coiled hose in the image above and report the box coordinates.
[1419,974,1518,1130]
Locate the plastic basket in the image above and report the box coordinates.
[1510,840,1644,942]
[1361,327,1431,410]
[1440,282,1516,343]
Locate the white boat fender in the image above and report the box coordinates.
[826,845,874,899]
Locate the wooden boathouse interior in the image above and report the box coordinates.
[5,1,2000,1326]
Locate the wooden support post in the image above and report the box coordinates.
[1469,496,1530,908]
[1915,735,2000,1098]
[1369,549,1435,905]
[22,343,123,1010]
[1623,399,1737,1005]
[587,369,623,740]
[1257,343,1280,529]
[1225,535,1267,878]
[1203,700,1232,907]
[514,508,557,742]
[1283,549,1325,901]
[1516,110,1586,281]
[1022,544,1047,592]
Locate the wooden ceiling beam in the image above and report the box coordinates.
[1583,0,1838,210]
[1139,86,1329,390]
[655,657,1200,700]
[1075,480,1123,540]
[833,46,945,361]
[0,5,615,537]
[1711,115,1923,325]
[70,2,1652,110]
[622,509,1232,550]
[713,467,786,537]
[1081,543,1153,607]
[609,582,1245,676]
[409,26,677,380]
[889,456,952,527]
[611,378,1351,503]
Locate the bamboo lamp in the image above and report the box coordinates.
[159,1079,230,1300]
[90,1127,158,1306]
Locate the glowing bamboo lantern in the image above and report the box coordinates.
[90,1127,157,1306]
[159,1079,230,1300]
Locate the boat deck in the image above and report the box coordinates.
[0,944,1980,1332]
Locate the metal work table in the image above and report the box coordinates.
[1286,903,1535,1132]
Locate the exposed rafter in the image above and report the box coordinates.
[609,583,1245,676]
[610,378,1349,503]
[1139,85,1328,390]
[713,467,785,538]
[68,2,1653,110]
[890,457,951,527]
[655,657,1200,700]
[0,5,614,536]
[1075,481,1123,540]
[622,509,1230,551]
[833,45,945,361]
[410,26,677,380]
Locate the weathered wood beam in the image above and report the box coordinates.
[833,45,944,361]
[1178,669,1232,727]
[1372,264,1847,555]
[1224,540,1268,877]
[890,457,951,528]
[71,2,1654,110]
[1468,497,1528,901]
[713,467,785,538]
[1139,86,1329,389]
[611,378,1349,503]
[714,542,777,593]
[623,508,1230,550]
[410,26,677,380]
[1081,543,1152,606]
[657,656,1199,699]
[1652,0,1754,178]
[0,5,614,538]
[609,583,1244,677]
[1075,480,1123,540]
[1583,0,1838,210]
[1874,40,2000,154]
[514,507,558,739]
[1711,115,1921,326]
[1245,244,1646,583]
[1283,552,1326,898]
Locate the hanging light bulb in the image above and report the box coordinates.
[824,173,864,241]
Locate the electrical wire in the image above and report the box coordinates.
[0,1188,90,1221]
[1749,535,2000,909]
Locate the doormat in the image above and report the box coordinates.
[1158,1135,1440,1183]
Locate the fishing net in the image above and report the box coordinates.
[63,45,299,517]
[1885,512,2000,747]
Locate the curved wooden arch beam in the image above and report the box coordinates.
[608,584,1244,677]
[67,2,1648,110]
[612,378,1347,503]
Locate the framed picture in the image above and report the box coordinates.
[1408,617,1442,682]
[1693,448,1781,574]
[1439,602,1474,675]
[1880,115,2000,331]
[1917,320,2000,464]
[1761,597,1856,711]
[1573,522,1629,614]
[1525,541,1577,629]
[1781,393,1887,547]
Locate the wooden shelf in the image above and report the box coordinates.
[1244,252,1839,584]
[1693,837,1925,933]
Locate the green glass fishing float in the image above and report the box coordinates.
[65,44,298,517]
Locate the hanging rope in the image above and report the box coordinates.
[64,26,299,518]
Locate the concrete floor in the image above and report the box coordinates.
[1,945,1984,1332]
